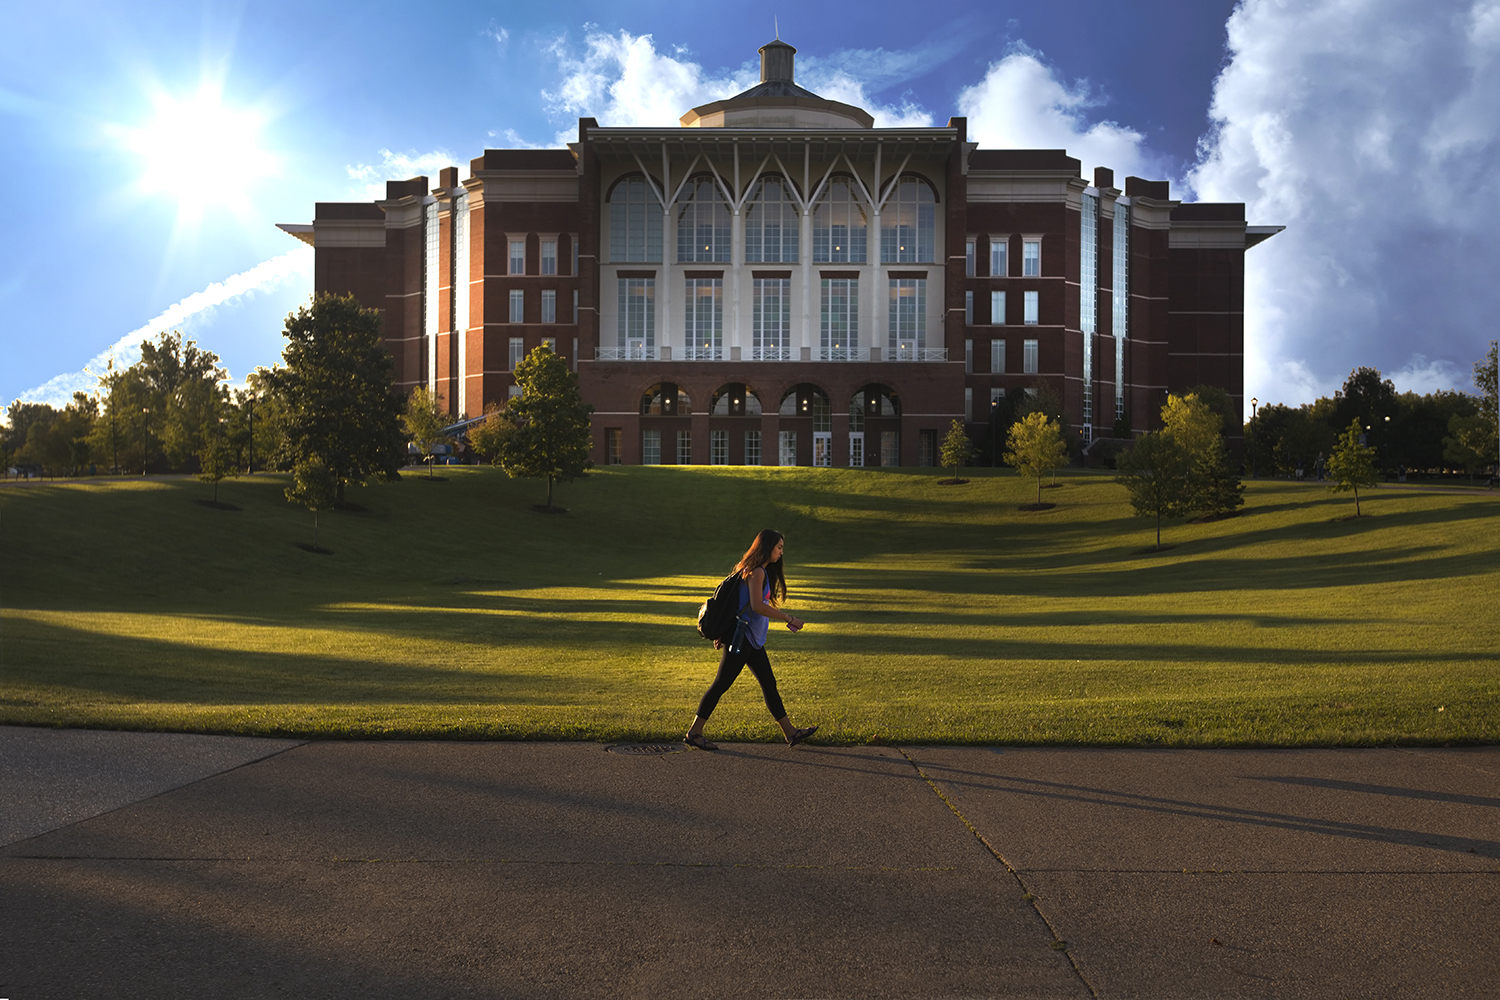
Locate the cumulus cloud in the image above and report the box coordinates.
[957,48,1167,182]
[1188,0,1500,410]
[347,148,459,199]
[484,21,510,54]
[19,248,313,406]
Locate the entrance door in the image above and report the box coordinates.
[848,432,864,467]
[813,431,832,467]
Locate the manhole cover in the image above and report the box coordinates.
[606,742,689,756]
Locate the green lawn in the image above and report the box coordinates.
[2,465,1497,746]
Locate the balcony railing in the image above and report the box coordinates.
[887,345,948,362]
[818,346,861,361]
[592,344,950,362]
[596,344,656,361]
[679,346,724,361]
[751,346,795,361]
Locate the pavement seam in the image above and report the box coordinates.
[897,747,1099,999]
[1,856,970,871]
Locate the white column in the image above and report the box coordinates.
[801,206,813,359]
[660,144,672,359]
[731,144,742,360]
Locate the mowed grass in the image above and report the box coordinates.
[1,465,1497,746]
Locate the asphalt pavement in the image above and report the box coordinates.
[3,726,1497,999]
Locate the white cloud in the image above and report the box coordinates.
[346,148,459,200]
[1188,0,1500,412]
[19,248,313,406]
[957,49,1166,182]
[484,21,510,54]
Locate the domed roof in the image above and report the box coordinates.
[680,39,874,129]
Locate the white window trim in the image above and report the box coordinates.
[1021,235,1043,277]
[507,235,528,276]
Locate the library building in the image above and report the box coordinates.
[278,38,1280,467]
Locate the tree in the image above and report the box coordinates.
[1443,414,1491,482]
[1327,418,1377,516]
[939,419,973,482]
[1162,393,1243,518]
[402,385,452,478]
[286,455,338,550]
[1004,410,1068,506]
[259,294,406,503]
[498,345,593,511]
[1471,341,1498,479]
[467,403,511,464]
[197,414,236,504]
[1116,430,1193,550]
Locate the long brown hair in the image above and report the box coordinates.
[735,529,786,605]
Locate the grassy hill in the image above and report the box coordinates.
[2,466,1497,745]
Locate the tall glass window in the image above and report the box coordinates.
[991,290,1006,325]
[641,430,660,465]
[745,176,799,263]
[509,289,524,324]
[1113,203,1130,419]
[608,175,661,262]
[618,278,655,358]
[753,279,792,360]
[508,337,524,370]
[744,430,762,466]
[710,430,728,466]
[1080,193,1098,442]
[965,339,973,373]
[509,239,526,275]
[677,430,692,465]
[779,430,798,467]
[990,238,1007,277]
[820,278,858,360]
[676,176,730,263]
[880,176,935,263]
[684,279,723,360]
[1023,239,1041,276]
[888,279,926,358]
[1023,338,1039,374]
[541,289,556,324]
[423,201,439,390]
[965,239,975,276]
[541,239,557,275]
[991,339,1006,374]
[453,191,470,345]
[1024,290,1039,325]
[965,290,973,326]
[812,177,867,263]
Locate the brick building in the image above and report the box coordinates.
[278,39,1280,467]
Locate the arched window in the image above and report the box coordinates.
[710,383,763,416]
[676,176,730,263]
[852,385,901,422]
[641,383,692,416]
[608,174,662,262]
[779,384,831,421]
[745,175,799,263]
[880,175,936,263]
[813,176,867,263]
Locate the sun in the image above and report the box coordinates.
[124,83,278,223]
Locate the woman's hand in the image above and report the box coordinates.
[786,615,804,632]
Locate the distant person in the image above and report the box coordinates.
[685,529,817,751]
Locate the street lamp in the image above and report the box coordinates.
[1384,414,1391,479]
[246,391,256,475]
[140,407,149,476]
[1250,397,1258,478]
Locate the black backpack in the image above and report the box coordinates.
[697,572,749,642]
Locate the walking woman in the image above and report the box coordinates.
[685,529,818,750]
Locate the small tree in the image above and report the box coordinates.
[1116,431,1193,549]
[468,403,511,464]
[939,419,973,482]
[1327,418,1377,516]
[286,455,338,550]
[1004,410,1068,505]
[1443,413,1491,482]
[1162,393,1244,518]
[499,346,593,511]
[197,419,236,504]
[402,385,452,478]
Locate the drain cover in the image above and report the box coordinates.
[607,742,689,756]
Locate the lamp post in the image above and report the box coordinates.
[246,391,256,475]
[140,407,149,476]
[1383,414,1391,479]
[1250,397,1258,478]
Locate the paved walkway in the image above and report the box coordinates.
[2,727,1497,999]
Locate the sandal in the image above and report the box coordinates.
[685,733,717,751]
[786,725,818,747]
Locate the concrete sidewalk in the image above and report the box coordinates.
[2,728,1496,998]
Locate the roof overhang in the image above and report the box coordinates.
[1245,225,1286,249]
[276,223,315,247]
[583,127,960,161]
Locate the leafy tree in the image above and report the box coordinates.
[402,385,452,478]
[468,403,511,464]
[939,419,972,481]
[1470,341,1498,478]
[497,345,593,511]
[1162,393,1243,518]
[1442,414,1491,482]
[1004,410,1068,505]
[1327,418,1377,516]
[197,416,237,504]
[259,294,406,503]
[286,455,338,550]
[1116,430,1193,549]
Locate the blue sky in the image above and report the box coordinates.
[4,0,1498,415]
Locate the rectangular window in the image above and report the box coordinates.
[753,278,792,361]
[677,430,691,465]
[990,387,1006,407]
[509,337,524,370]
[881,430,900,467]
[572,236,579,276]
[618,278,655,358]
[1023,239,1041,277]
[849,432,864,468]
[541,289,556,324]
[887,279,926,359]
[641,430,660,465]
[964,387,973,422]
[1113,204,1130,419]
[991,290,1006,326]
[820,278,858,360]
[965,290,973,326]
[990,238,1007,277]
[541,336,556,354]
[507,383,522,402]
[510,239,526,275]
[1024,290,1039,326]
[744,430,762,466]
[779,430,798,467]
[919,429,936,467]
[610,179,662,262]
[965,338,973,374]
[965,238,975,277]
[606,428,622,465]
[684,278,723,361]
[991,339,1006,374]
[711,430,728,465]
[1024,338,1039,374]
[573,290,579,325]
[509,289,524,324]
[540,239,557,275]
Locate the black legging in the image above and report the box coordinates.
[695,643,786,721]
